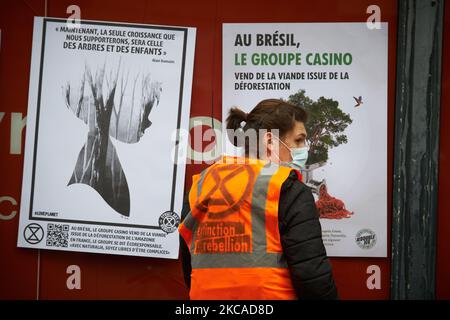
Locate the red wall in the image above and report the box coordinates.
[0,0,398,299]
[436,1,450,300]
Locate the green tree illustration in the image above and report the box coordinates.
[288,90,352,165]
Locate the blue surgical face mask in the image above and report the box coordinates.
[289,146,309,169]
[276,137,309,169]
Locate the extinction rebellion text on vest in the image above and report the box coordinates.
[194,222,251,254]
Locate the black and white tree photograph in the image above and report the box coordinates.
[18,18,196,258]
[64,61,163,216]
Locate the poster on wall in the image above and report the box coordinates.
[17,17,196,258]
[222,23,387,257]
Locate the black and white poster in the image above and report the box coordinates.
[17,17,196,258]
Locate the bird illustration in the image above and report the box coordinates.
[353,96,363,107]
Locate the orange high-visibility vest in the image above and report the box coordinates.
[178,156,302,300]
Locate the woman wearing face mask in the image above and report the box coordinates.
[178,99,338,300]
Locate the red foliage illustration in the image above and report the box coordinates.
[316,184,353,219]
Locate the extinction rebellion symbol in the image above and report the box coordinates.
[159,211,180,234]
[195,164,255,219]
[355,228,377,250]
[24,223,44,245]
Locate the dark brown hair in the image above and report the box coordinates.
[226,99,307,156]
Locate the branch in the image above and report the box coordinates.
[64,83,71,109]
[80,136,98,181]
[127,73,140,142]
[76,73,86,118]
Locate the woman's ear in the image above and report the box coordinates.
[263,131,273,152]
